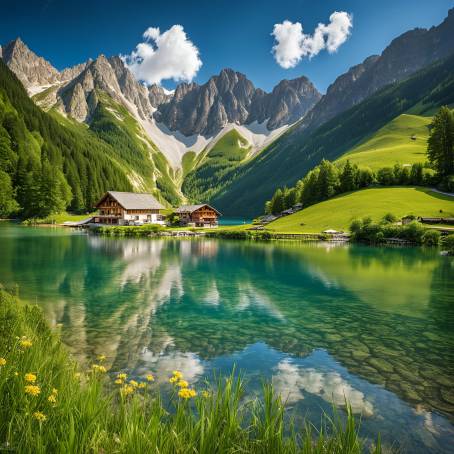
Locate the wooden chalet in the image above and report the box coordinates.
[175,204,221,228]
[94,191,165,225]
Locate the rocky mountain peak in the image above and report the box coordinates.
[156,68,320,136]
[148,84,172,108]
[1,37,60,87]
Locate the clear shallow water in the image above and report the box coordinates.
[0,223,453,453]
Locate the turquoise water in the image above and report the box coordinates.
[218,217,252,225]
[0,223,453,452]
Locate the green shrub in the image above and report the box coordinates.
[382,213,397,224]
[442,234,454,254]
[422,230,441,246]
[351,218,432,246]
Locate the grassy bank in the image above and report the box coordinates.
[0,287,382,453]
[267,187,454,233]
[22,212,96,225]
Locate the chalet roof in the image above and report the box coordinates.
[175,204,222,215]
[97,191,164,210]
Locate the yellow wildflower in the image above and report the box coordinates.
[48,394,57,404]
[19,338,33,349]
[172,370,183,379]
[117,373,127,380]
[120,384,135,397]
[115,379,124,385]
[51,388,58,395]
[91,364,107,373]
[97,354,106,362]
[146,374,154,382]
[33,411,47,422]
[138,383,147,389]
[129,380,139,388]
[74,372,81,380]
[24,373,37,383]
[169,376,179,384]
[178,388,197,399]
[177,380,189,388]
[25,385,41,396]
[202,390,210,398]
[0,358,6,366]
[14,372,19,376]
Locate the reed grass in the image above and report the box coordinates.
[0,288,382,453]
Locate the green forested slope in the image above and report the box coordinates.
[0,60,134,217]
[182,129,251,202]
[0,60,180,217]
[212,54,454,216]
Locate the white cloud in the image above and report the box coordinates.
[124,25,202,86]
[272,360,374,416]
[272,11,352,69]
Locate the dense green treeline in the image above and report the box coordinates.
[0,60,132,218]
[266,160,436,215]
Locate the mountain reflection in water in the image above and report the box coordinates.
[0,225,453,453]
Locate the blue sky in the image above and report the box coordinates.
[0,0,452,92]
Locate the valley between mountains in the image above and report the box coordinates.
[1,8,454,217]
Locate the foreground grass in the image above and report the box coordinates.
[268,187,454,233]
[336,114,431,171]
[0,288,382,453]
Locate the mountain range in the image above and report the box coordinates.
[1,8,454,216]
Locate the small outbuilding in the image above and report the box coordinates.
[175,204,221,228]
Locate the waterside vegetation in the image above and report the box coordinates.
[0,287,383,453]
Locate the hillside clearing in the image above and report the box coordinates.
[336,114,431,170]
[267,187,454,233]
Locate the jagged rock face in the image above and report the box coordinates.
[68,83,89,121]
[57,55,156,121]
[60,60,91,82]
[300,8,454,133]
[156,69,320,136]
[148,84,172,108]
[1,38,60,87]
[108,56,153,118]
[248,77,321,130]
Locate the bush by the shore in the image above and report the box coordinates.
[350,217,441,246]
[0,288,383,453]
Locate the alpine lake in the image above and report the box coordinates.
[0,223,453,453]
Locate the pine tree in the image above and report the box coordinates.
[316,160,339,200]
[270,188,285,214]
[301,170,320,205]
[427,106,454,177]
[340,160,356,192]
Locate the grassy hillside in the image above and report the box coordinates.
[212,54,454,217]
[182,128,251,202]
[267,187,454,233]
[336,114,431,170]
[89,91,181,206]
